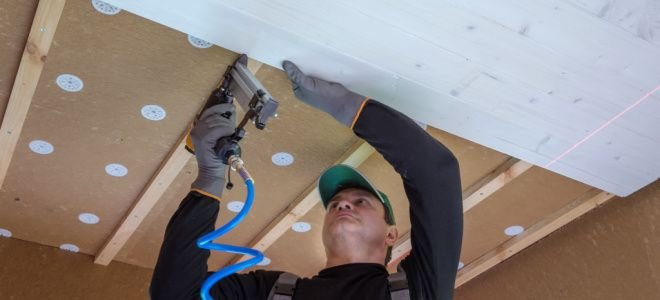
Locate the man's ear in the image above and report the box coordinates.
[385,226,398,247]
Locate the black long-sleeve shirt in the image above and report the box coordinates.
[150,100,463,299]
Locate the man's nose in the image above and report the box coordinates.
[337,200,352,210]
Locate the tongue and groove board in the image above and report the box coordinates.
[102,0,660,197]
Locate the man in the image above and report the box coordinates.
[150,61,463,299]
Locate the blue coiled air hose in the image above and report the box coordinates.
[197,156,264,300]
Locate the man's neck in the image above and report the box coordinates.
[324,245,385,268]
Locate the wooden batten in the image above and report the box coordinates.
[388,158,533,266]
[455,190,615,287]
[0,0,66,188]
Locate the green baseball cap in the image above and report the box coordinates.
[318,164,396,225]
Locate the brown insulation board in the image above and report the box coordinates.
[116,64,356,268]
[0,237,151,300]
[455,180,660,300]
[460,167,592,265]
[0,0,239,255]
[0,0,38,118]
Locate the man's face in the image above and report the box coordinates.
[322,188,397,256]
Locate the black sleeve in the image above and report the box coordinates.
[352,100,463,300]
[150,192,282,299]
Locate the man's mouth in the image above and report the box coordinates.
[335,212,355,219]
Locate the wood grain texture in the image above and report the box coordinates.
[0,0,39,118]
[0,0,66,188]
[566,0,660,46]
[102,0,660,196]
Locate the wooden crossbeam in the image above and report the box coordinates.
[228,140,375,265]
[463,159,533,211]
[0,0,66,188]
[95,58,263,265]
[95,131,191,265]
[455,189,615,287]
[388,158,532,266]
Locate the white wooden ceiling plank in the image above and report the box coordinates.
[445,0,660,90]
[391,79,638,196]
[564,0,660,47]
[102,0,653,196]
[577,123,660,174]
[422,69,660,181]
[331,0,658,150]
[228,0,646,123]
[338,0,648,110]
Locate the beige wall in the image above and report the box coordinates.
[456,180,660,300]
[0,238,151,300]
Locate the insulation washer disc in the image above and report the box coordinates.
[29,140,54,155]
[227,201,245,213]
[272,152,294,166]
[79,213,100,224]
[504,225,525,236]
[188,35,213,48]
[91,0,121,15]
[257,257,271,266]
[0,228,12,238]
[59,243,80,253]
[56,74,84,92]
[105,163,128,177]
[141,105,167,121]
[291,222,311,233]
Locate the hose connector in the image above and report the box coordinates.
[228,155,253,182]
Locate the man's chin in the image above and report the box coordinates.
[327,220,360,236]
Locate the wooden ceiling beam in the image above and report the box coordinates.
[455,189,615,287]
[0,0,66,188]
[95,59,263,265]
[94,131,191,265]
[389,158,533,266]
[463,158,533,212]
[227,140,375,265]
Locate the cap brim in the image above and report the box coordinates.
[318,165,395,225]
[318,165,380,205]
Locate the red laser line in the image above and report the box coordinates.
[544,85,660,168]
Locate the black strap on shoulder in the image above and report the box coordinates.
[267,272,299,300]
[267,270,409,300]
[388,271,410,300]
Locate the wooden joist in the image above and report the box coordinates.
[95,59,263,265]
[228,140,375,265]
[463,159,533,212]
[0,0,66,188]
[455,190,615,287]
[388,158,532,266]
[95,131,192,265]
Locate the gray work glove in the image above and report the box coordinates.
[282,61,367,127]
[190,103,236,200]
